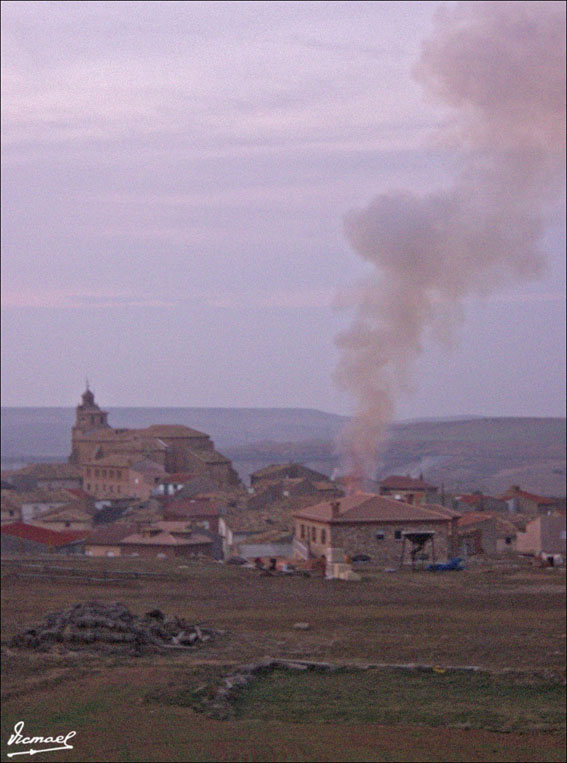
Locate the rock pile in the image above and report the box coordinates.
[10,601,220,653]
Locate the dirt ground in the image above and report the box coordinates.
[1,556,565,762]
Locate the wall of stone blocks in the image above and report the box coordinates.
[329,522,450,566]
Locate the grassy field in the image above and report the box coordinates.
[1,555,565,762]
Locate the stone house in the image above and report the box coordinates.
[219,510,290,559]
[293,494,459,566]
[155,473,198,497]
[118,528,213,558]
[498,486,559,516]
[82,454,167,500]
[516,513,566,559]
[161,497,220,532]
[84,523,140,557]
[378,475,438,505]
[2,463,82,492]
[3,489,79,523]
[452,493,508,514]
[457,512,517,555]
[29,502,94,532]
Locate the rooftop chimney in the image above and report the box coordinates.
[330,500,341,518]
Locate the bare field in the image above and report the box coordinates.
[1,556,565,762]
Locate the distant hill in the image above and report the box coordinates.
[1,409,565,495]
[0,406,348,465]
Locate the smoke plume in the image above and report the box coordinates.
[335,1,566,479]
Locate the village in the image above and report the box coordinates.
[2,387,565,762]
[2,386,565,573]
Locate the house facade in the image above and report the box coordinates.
[457,512,517,555]
[516,514,566,558]
[378,475,438,505]
[293,494,458,566]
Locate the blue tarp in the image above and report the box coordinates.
[426,557,464,572]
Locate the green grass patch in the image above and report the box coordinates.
[232,668,566,731]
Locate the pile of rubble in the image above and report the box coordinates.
[9,601,220,653]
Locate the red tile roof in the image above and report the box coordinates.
[1,522,88,546]
[425,503,461,518]
[163,498,220,518]
[457,511,494,528]
[379,475,436,490]
[140,425,209,439]
[456,494,485,506]
[293,494,451,524]
[120,531,212,547]
[499,487,557,505]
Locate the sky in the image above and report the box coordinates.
[1,0,566,418]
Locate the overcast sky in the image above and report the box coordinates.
[1,1,565,418]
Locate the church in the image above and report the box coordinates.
[69,385,240,499]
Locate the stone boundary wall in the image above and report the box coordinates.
[194,658,565,720]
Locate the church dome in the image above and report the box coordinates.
[81,387,95,406]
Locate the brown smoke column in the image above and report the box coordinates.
[335,1,566,480]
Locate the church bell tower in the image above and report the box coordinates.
[69,382,110,464]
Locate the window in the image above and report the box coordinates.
[86,483,91,491]
[321,529,326,544]
[116,471,122,480]
[94,469,99,477]
[86,468,91,477]
[300,524,305,539]
[101,470,107,478]
[505,537,512,545]
[394,530,402,540]
[311,527,316,541]
[375,531,385,540]
[108,470,114,478]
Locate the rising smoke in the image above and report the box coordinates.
[335,1,566,480]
